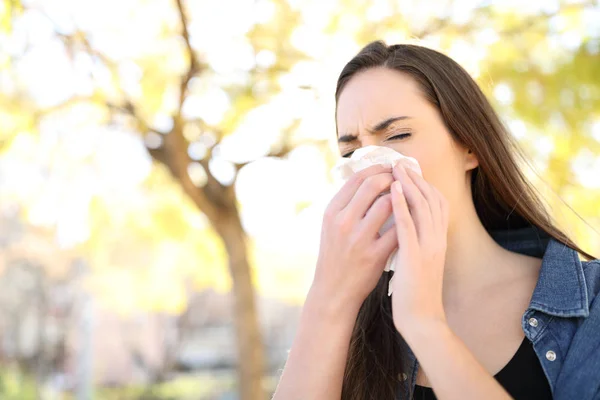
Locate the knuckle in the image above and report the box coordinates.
[379,175,394,191]
[364,177,379,193]
[377,194,393,212]
[367,196,388,216]
[347,173,365,188]
[364,174,392,194]
[335,213,354,234]
[323,206,336,222]
[352,168,373,182]
[415,195,428,209]
[348,232,363,248]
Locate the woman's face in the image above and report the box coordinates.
[336,67,478,230]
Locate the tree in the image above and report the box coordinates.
[27,1,314,398]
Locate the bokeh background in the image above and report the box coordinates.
[0,0,599,398]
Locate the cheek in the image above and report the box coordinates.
[410,141,451,184]
[392,126,466,210]
[421,160,455,199]
[414,145,465,212]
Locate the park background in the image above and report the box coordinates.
[0,0,599,398]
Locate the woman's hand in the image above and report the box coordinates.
[311,164,399,314]
[389,161,450,337]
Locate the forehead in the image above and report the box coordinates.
[336,67,424,134]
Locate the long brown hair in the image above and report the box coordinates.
[335,41,596,400]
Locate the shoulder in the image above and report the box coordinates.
[582,259,600,308]
[582,258,600,272]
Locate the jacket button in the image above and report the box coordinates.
[546,350,556,361]
[528,317,538,327]
[398,372,408,381]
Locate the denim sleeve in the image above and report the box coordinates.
[553,261,600,400]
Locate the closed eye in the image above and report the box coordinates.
[387,133,411,141]
[341,133,411,158]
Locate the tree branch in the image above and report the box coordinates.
[174,0,203,117]
[51,24,224,218]
[175,0,196,71]
[413,1,596,40]
[234,136,331,172]
[33,96,97,119]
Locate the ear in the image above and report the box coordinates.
[465,148,479,171]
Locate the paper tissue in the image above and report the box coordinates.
[330,145,423,296]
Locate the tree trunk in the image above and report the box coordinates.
[213,208,265,400]
[146,114,266,399]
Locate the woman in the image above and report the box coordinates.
[272,41,600,400]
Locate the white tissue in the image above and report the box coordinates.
[330,145,423,296]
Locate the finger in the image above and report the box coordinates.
[429,185,448,231]
[393,163,432,242]
[405,167,442,231]
[360,193,393,237]
[390,181,418,252]
[328,164,392,213]
[342,172,394,221]
[373,224,398,262]
[433,185,450,230]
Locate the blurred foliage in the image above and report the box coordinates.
[0,0,596,310]
[0,368,39,400]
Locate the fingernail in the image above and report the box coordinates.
[393,181,403,194]
[393,162,404,180]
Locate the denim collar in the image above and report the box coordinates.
[491,226,589,318]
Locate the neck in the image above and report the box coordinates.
[442,199,508,308]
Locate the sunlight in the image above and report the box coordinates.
[1,0,599,397]
[571,149,600,189]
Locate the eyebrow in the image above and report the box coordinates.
[338,116,412,143]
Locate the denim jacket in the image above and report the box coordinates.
[395,226,600,399]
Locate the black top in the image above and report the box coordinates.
[412,336,553,399]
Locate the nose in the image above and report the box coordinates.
[356,135,380,148]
